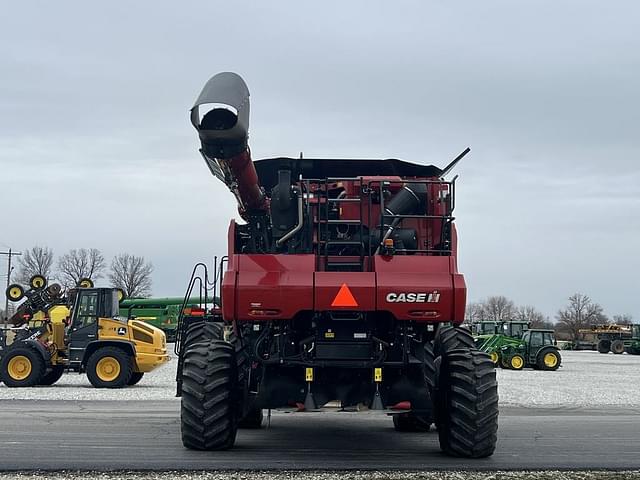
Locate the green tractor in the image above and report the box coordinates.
[497,329,562,371]
[624,324,640,355]
[473,320,530,364]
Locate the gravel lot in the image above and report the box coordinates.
[0,472,639,480]
[1,348,639,408]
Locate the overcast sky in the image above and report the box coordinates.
[1,1,638,319]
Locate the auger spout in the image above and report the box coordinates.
[190,72,267,217]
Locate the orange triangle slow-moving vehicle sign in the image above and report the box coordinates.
[331,283,359,307]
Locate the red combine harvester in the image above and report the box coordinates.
[175,72,498,457]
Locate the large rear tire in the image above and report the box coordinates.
[434,324,476,356]
[610,340,625,355]
[597,339,610,354]
[0,346,46,387]
[185,321,223,346]
[435,349,498,458]
[181,340,238,450]
[40,365,65,386]
[536,348,561,371]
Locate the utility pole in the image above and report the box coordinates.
[1,248,22,322]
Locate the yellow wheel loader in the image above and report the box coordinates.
[1,276,169,388]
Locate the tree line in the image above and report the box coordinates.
[466,294,633,340]
[13,246,154,298]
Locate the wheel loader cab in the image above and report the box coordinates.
[68,288,121,365]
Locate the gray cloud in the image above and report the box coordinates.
[1,0,639,318]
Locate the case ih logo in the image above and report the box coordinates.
[386,291,441,303]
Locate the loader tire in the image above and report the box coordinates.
[127,372,144,385]
[435,349,498,458]
[181,340,238,450]
[597,339,610,354]
[610,340,625,355]
[434,324,476,357]
[86,347,133,388]
[238,406,264,429]
[0,346,46,387]
[393,413,432,432]
[40,365,65,386]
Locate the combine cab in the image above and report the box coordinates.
[175,72,498,457]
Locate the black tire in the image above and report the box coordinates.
[499,356,510,369]
[393,413,432,432]
[536,348,562,371]
[181,340,238,450]
[597,339,610,354]
[185,321,223,347]
[0,346,46,387]
[86,347,133,388]
[238,406,264,429]
[127,372,144,386]
[434,324,476,357]
[435,349,499,458]
[40,365,65,386]
[611,340,625,355]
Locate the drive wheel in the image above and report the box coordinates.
[239,405,264,429]
[434,324,476,356]
[610,340,625,355]
[509,354,525,370]
[127,372,144,386]
[0,346,46,387]
[537,348,561,371]
[181,340,238,450]
[393,413,431,432]
[86,347,133,388]
[435,349,498,458]
[597,339,610,354]
[185,321,223,346]
[40,365,65,386]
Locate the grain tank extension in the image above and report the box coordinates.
[176,72,498,457]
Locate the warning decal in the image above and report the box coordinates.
[331,283,359,307]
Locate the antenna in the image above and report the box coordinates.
[440,147,471,178]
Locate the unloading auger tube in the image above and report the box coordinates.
[190,72,268,217]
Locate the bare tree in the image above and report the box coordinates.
[465,302,485,323]
[515,305,554,329]
[57,248,106,287]
[482,296,516,322]
[16,246,54,285]
[556,293,604,341]
[612,314,633,325]
[109,253,153,298]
